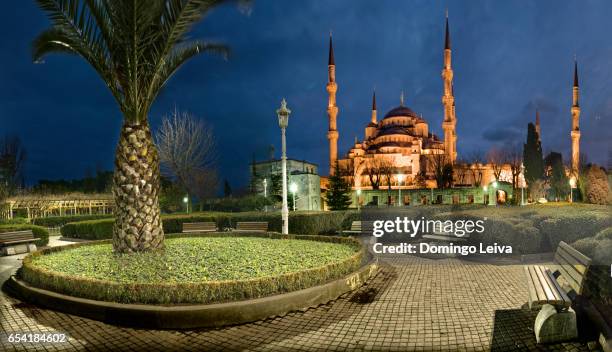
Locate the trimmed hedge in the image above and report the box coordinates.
[61,219,113,240]
[19,233,364,304]
[32,214,113,228]
[0,225,49,247]
[0,218,30,225]
[61,211,357,240]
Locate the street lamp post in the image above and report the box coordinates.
[356,189,362,210]
[492,180,498,206]
[430,186,433,205]
[277,99,291,234]
[569,177,576,203]
[263,178,268,212]
[483,185,488,205]
[290,182,298,211]
[397,174,405,206]
[520,163,525,206]
[183,195,189,213]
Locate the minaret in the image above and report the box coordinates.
[570,59,581,173]
[441,12,457,164]
[365,90,377,140]
[371,90,377,124]
[326,33,339,175]
[535,109,541,142]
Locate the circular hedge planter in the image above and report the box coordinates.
[8,233,378,328]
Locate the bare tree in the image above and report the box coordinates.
[188,169,219,211]
[337,159,360,189]
[466,149,485,186]
[156,109,217,200]
[454,158,469,186]
[364,158,382,190]
[506,146,522,190]
[0,135,26,195]
[379,158,396,205]
[429,152,452,189]
[487,147,506,180]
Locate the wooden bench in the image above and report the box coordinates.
[234,222,268,233]
[182,222,218,233]
[0,230,39,256]
[339,221,374,236]
[525,241,592,309]
[524,241,592,343]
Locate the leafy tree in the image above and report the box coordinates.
[269,173,282,198]
[545,152,569,201]
[159,177,185,213]
[325,163,352,210]
[583,164,610,204]
[34,0,230,253]
[0,135,26,195]
[523,123,544,186]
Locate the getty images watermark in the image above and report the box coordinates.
[369,217,513,255]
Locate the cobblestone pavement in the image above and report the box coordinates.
[0,238,597,351]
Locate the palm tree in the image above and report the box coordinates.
[33,0,229,253]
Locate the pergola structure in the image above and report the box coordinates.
[0,194,114,220]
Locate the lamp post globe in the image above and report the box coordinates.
[276,99,291,234]
[183,195,189,213]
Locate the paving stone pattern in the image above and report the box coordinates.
[0,239,596,351]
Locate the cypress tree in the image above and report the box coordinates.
[523,123,544,185]
[545,152,569,201]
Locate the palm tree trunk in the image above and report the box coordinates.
[112,121,164,253]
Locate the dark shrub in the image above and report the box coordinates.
[595,227,612,241]
[32,214,113,228]
[61,211,357,239]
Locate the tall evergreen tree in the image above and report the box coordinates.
[325,163,352,210]
[545,152,569,201]
[223,179,232,198]
[523,123,544,185]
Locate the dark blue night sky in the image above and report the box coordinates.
[1,1,611,190]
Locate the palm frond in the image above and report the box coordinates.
[148,41,228,103]
[34,0,232,123]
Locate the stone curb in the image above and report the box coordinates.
[6,260,378,329]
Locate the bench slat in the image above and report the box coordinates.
[546,269,571,305]
[235,222,267,232]
[537,266,563,303]
[0,230,36,246]
[534,266,555,302]
[558,241,592,267]
[551,264,583,295]
[532,266,548,303]
[182,222,217,233]
[555,249,588,276]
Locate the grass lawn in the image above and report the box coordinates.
[28,236,359,284]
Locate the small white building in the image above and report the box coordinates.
[250,159,321,211]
